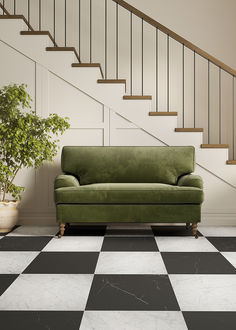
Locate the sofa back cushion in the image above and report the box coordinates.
[61,146,195,185]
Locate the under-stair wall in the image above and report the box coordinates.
[0,2,236,225]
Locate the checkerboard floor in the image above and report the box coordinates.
[1,225,236,330]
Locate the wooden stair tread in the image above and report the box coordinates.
[123,95,152,100]
[47,46,75,51]
[21,31,57,46]
[201,144,229,148]
[175,128,203,132]
[72,63,104,78]
[46,47,80,62]
[72,63,101,67]
[149,112,177,116]
[0,14,20,18]
[226,160,236,165]
[97,79,126,84]
[0,14,34,31]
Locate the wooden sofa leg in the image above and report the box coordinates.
[192,222,198,239]
[186,223,191,229]
[58,223,65,238]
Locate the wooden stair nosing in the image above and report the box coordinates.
[123,95,152,100]
[97,79,126,84]
[201,144,229,149]
[175,128,203,132]
[46,47,80,63]
[0,14,34,31]
[72,63,104,79]
[21,30,57,46]
[149,111,178,116]
[226,160,236,165]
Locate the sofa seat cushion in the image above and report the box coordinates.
[55,183,203,205]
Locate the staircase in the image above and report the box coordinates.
[0,0,236,224]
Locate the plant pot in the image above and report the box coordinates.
[0,201,20,233]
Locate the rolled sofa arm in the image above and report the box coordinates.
[177,174,203,189]
[54,174,80,189]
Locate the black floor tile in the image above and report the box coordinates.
[0,237,52,251]
[63,225,107,236]
[105,228,153,236]
[0,274,19,296]
[152,225,202,237]
[23,252,99,274]
[206,237,236,252]
[183,312,236,330]
[0,311,83,330]
[86,274,180,311]
[161,252,236,274]
[101,236,158,251]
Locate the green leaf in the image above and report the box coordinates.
[0,83,70,201]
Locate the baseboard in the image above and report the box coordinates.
[19,211,56,225]
[18,211,236,226]
[201,212,236,226]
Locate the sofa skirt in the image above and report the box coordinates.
[56,204,201,223]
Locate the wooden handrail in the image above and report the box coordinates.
[113,0,236,77]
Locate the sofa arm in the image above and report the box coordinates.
[54,174,80,189]
[177,174,203,189]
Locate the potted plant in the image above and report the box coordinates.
[0,83,70,232]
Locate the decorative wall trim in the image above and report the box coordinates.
[19,212,236,226]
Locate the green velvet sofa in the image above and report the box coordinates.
[54,146,204,238]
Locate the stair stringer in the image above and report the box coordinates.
[112,111,236,187]
[110,110,236,225]
[0,19,151,116]
[0,18,235,187]
[110,111,236,224]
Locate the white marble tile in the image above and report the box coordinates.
[8,226,58,236]
[80,311,187,330]
[155,237,217,252]
[0,252,39,274]
[221,252,236,268]
[199,226,236,237]
[170,274,236,311]
[42,236,104,252]
[0,274,93,310]
[95,252,167,274]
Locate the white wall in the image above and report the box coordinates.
[126,0,236,69]
[0,37,236,226]
[1,1,236,226]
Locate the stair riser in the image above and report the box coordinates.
[0,19,24,34]
[0,21,70,66]
[20,35,53,48]
[196,149,229,167]
[195,148,236,186]
[0,19,150,113]
[70,69,126,99]
[1,18,236,187]
[0,20,53,50]
[117,111,203,148]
